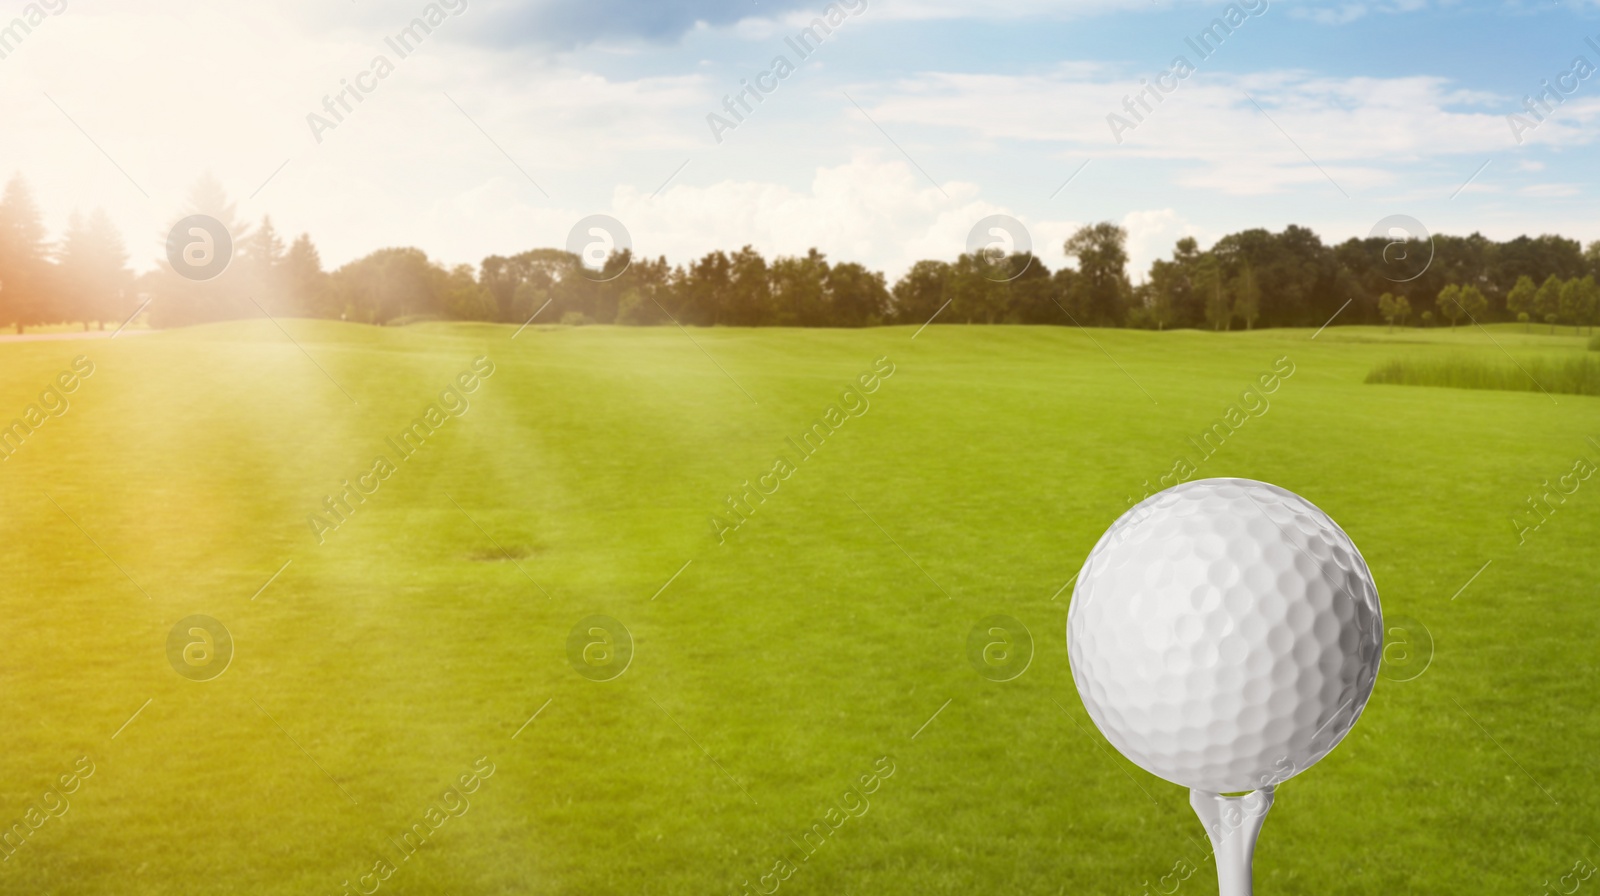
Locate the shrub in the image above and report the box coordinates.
[1366,354,1600,396]
[385,314,443,326]
[616,289,661,326]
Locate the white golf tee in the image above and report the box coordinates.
[1189,786,1275,896]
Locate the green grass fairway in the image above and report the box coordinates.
[0,321,1595,895]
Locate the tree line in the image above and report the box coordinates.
[2,173,1598,334]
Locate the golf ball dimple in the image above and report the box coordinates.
[1067,478,1382,793]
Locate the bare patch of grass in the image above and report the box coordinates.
[465,544,538,562]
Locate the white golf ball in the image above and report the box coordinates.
[1067,478,1382,793]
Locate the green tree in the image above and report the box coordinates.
[57,211,93,327]
[768,250,829,327]
[1212,224,1336,327]
[1048,266,1082,323]
[1196,254,1230,330]
[1559,277,1586,334]
[1505,275,1536,330]
[441,263,496,321]
[1436,283,1462,329]
[890,260,950,326]
[510,280,549,325]
[1167,236,1204,327]
[152,175,254,328]
[477,248,579,324]
[1005,253,1057,324]
[616,287,662,325]
[0,174,53,333]
[825,261,891,327]
[1534,274,1563,333]
[682,250,735,325]
[615,254,673,325]
[1146,259,1179,331]
[1577,275,1600,335]
[1458,284,1489,324]
[1378,292,1411,331]
[947,252,1008,324]
[241,216,285,275]
[282,234,330,317]
[1232,263,1261,330]
[1063,223,1131,325]
[57,208,132,330]
[239,215,289,312]
[724,245,772,326]
[1493,234,1585,294]
[328,247,450,324]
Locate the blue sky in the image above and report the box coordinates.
[1,0,1596,279]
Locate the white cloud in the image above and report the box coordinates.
[1294,4,1370,24]
[1287,0,1439,22]
[771,0,1156,24]
[1030,218,1090,270]
[850,68,1594,196]
[1517,183,1582,198]
[728,0,1450,34]
[0,3,714,271]
[1122,209,1207,283]
[1,0,1594,291]
[614,153,1013,278]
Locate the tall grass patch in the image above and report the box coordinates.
[1366,353,1600,396]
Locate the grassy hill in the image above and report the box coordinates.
[0,320,1594,894]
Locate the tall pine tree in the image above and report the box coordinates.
[0,174,52,333]
[59,208,132,329]
[153,174,252,327]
